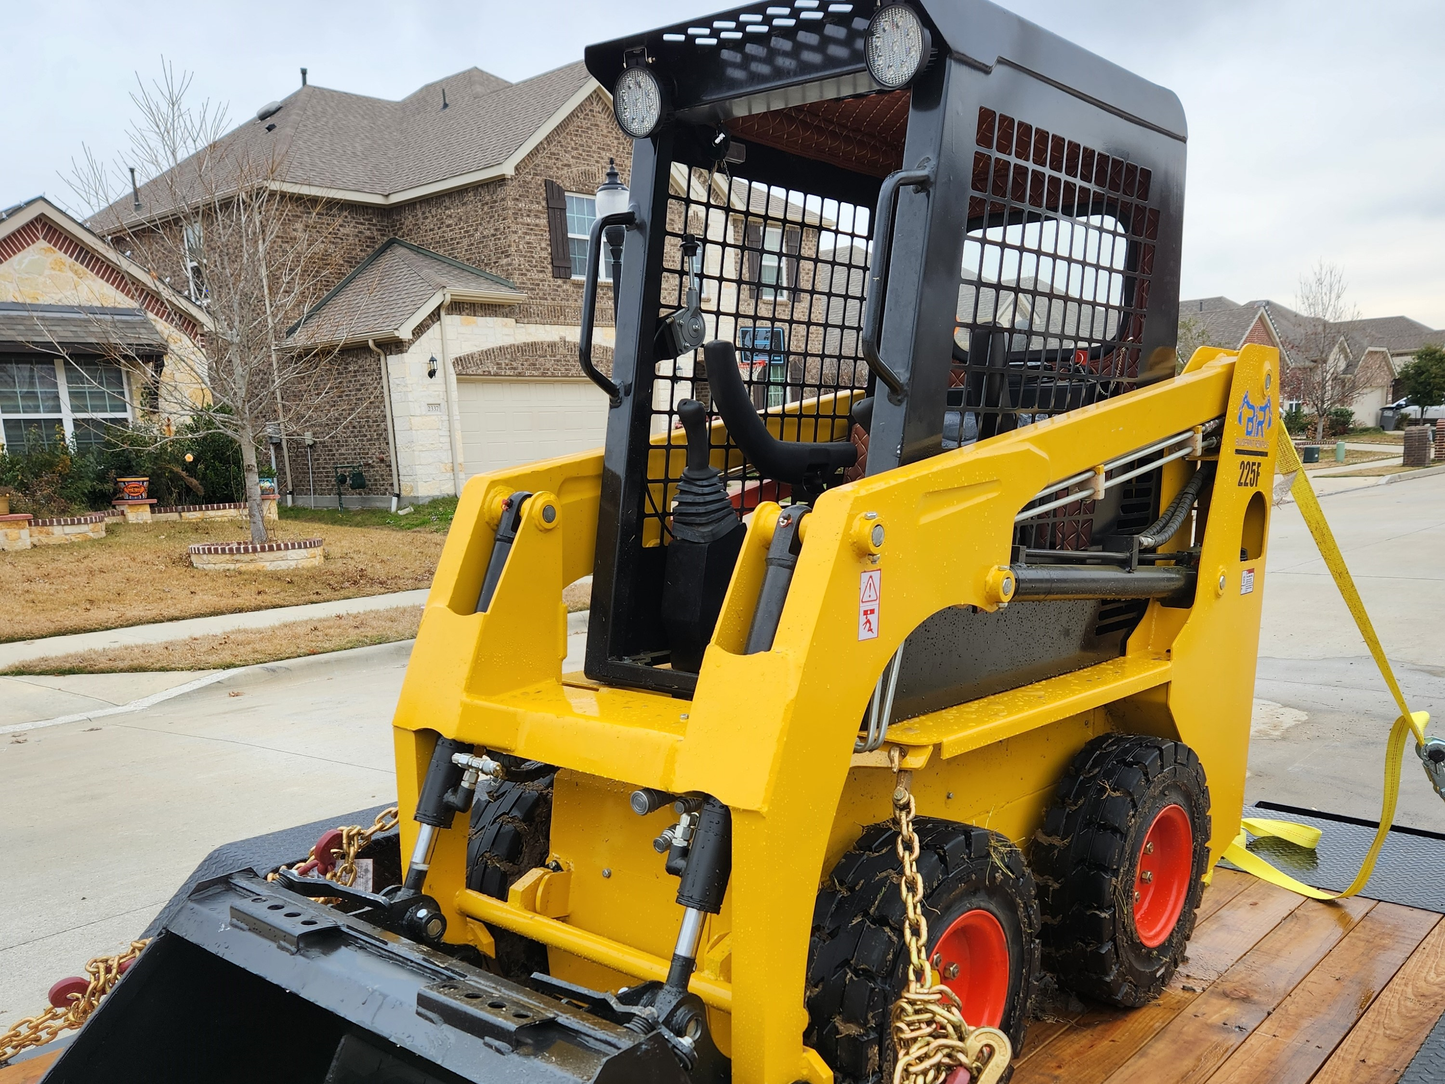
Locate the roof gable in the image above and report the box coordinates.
[95,62,599,225]
[286,238,525,349]
[0,196,207,340]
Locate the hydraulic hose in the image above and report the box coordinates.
[1135,462,1214,550]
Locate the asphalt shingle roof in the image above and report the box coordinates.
[0,302,168,354]
[1182,296,1445,366]
[95,62,594,225]
[285,238,523,348]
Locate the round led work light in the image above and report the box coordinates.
[614,65,664,138]
[866,4,929,89]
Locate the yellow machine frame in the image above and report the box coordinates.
[391,344,1279,1084]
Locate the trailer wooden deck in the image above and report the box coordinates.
[1015,868,1445,1084]
[3,869,1442,1084]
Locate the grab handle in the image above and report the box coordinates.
[860,163,934,403]
[579,208,638,405]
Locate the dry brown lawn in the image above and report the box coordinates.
[1,606,422,674]
[1330,461,1432,478]
[0,518,443,643]
[1302,448,1397,470]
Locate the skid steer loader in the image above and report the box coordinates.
[39,2,1317,1082]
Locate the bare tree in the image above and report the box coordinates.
[1289,261,1360,442]
[1175,314,1209,372]
[67,63,371,542]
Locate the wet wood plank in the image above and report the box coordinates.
[0,1050,60,1084]
[1310,917,1445,1084]
[1194,868,1254,928]
[1207,903,1439,1084]
[1173,876,1305,989]
[1098,895,1375,1084]
[1013,875,1303,1084]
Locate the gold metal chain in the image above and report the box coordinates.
[0,808,401,1066]
[889,748,1012,1084]
[267,806,400,888]
[0,940,148,1065]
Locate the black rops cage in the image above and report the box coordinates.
[582,0,1187,702]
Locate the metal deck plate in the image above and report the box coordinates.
[1236,802,1445,914]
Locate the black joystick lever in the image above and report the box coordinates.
[661,400,746,673]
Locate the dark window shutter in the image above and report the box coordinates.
[743,220,763,298]
[544,179,571,279]
[784,227,801,291]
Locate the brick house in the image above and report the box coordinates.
[93,63,631,506]
[1180,296,1444,427]
[0,197,208,455]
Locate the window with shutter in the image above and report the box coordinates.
[544,179,572,279]
[743,221,763,295]
[745,222,800,301]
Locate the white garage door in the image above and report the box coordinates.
[456,379,610,477]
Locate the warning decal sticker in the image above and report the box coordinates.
[859,568,880,640]
[1240,567,1255,595]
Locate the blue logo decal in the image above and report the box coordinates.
[1237,391,1273,438]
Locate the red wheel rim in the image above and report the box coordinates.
[1134,803,1193,948]
[930,909,1011,1028]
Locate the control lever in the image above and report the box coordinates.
[657,235,707,360]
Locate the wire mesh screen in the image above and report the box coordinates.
[955,107,1158,433]
[955,106,1161,553]
[644,165,873,542]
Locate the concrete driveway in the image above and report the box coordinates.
[0,477,1441,1031]
[0,645,405,1030]
[1251,472,1445,831]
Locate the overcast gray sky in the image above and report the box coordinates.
[4,0,1442,325]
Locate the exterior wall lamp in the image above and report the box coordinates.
[427,355,438,379]
[595,159,630,321]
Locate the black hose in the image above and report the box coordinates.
[1136,461,1214,550]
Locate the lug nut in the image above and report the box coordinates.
[943,962,960,980]
[930,952,942,969]
[1144,842,1154,854]
[1141,871,1153,883]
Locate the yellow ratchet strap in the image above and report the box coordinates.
[1222,433,1430,901]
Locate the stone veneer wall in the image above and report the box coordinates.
[30,512,108,545]
[189,538,324,571]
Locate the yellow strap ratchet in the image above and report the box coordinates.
[1222,434,1430,901]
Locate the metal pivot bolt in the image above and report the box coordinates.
[852,511,885,558]
[985,565,1016,607]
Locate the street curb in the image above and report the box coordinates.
[1276,462,1445,504]
[0,640,418,737]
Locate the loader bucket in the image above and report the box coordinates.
[43,871,689,1084]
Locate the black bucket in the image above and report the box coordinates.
[42,871,688,1084]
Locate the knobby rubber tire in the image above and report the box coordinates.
[466,771,556,980]
[1032,733,1210,1007]
[805,818,1041,1084]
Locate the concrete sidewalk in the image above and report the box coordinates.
[0,588,429,670]
[0,610,590,732]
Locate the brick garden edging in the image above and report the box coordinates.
[188,537,325,572]
[31,511,107,546]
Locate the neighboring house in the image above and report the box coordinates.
[1179,296,1445,427]
[0,197,208,455]
[93,63,630,506]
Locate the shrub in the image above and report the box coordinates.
[1325,407,1354,437]
[1283,403,1309,436]
[0,410,246,514]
